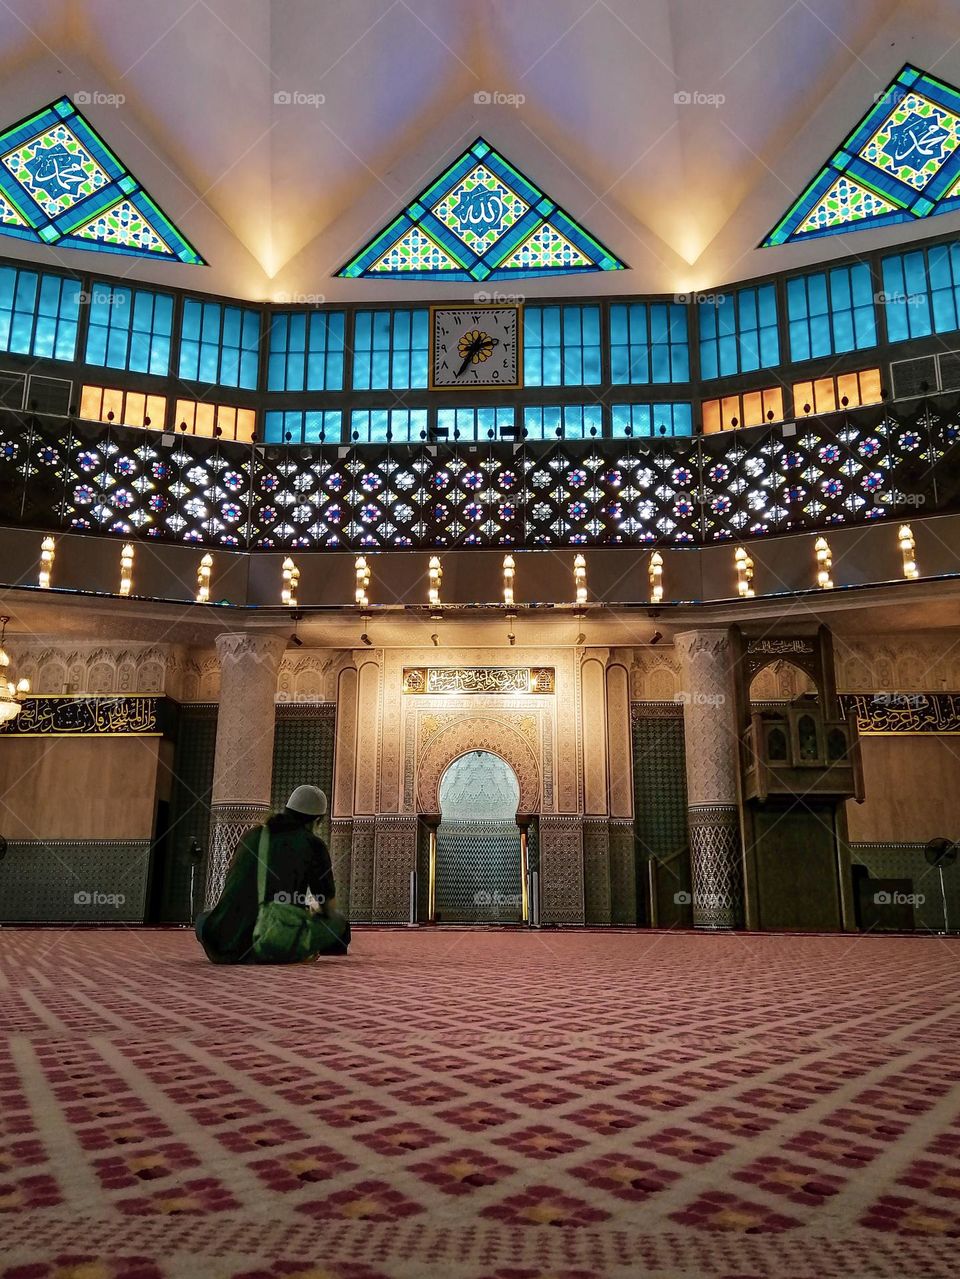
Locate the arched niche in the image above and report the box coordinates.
[417,716,540,815]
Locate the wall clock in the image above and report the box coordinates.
[430,304,522,390]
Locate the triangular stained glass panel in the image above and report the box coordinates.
[339,137,624,280]
[0,96,205,263]
[763,64,960,246]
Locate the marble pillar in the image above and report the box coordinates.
[204,632,286,908]
[674,629,744,929]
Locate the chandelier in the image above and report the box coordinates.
[0,617,29,724]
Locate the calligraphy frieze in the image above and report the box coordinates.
[0,696,163,736]
[839,692,960,734]
[403,668,555,695]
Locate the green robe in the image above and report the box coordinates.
[197,815,348,964]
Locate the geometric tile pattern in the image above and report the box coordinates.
[0,840,151,923]
[2,929,960,1276]
[340,138,624,281]
[765,64,960,245]
[159,705,218,923]
[0,397,957,552]
[0,96,204,262]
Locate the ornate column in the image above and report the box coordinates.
[674,629,744,929]
[204,633,286,907]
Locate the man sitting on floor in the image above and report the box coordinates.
[196,785,350,964]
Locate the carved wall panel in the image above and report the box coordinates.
[539,816,585,925]
[354,658,382,816]
[333,666,358,820]
[350,817,376,922]
[606,663,633,819]
[582,817,611,925]
[416,714,541,815]
[372,815,418,923]
[581,658,608,816]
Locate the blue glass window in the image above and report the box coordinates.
[0,266,80,361]
[179,299,260,389]
[85,282,173,375]
[610,302,689,383]
[524,305,601,386]
[699,284,779,379]
[263,409,342,444]
[349,409,429,444]
[436,406,515,440]
[786,265,876,362]
[352,309,428,390]
[881,244,960,342]
[266,311,345,391]
[610,403,693,437]
[523,405,603,440]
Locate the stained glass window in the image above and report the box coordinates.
[85,282,173,375]
[698,285,779,379]
[173,400,256,442]
[80,384,167,429]
[266,311,345,391]
[338,138,624,281]
[179,299,260,390]
[702,388,784,433]
[436,406,514,440]
[0,96,204,263]
[523,405,603,440]
[610,302,689,383]
[263,409,342,444]
[764,65,960,246]
[610,403,693,437]
[352,309,428,390]
[350,409,428,444]
[0,264,80,360]
[786,265,876,362]
[793,368,883,415]
[524,305,602,386]
[881,243,960,341]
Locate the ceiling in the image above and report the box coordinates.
[0,0,960,302]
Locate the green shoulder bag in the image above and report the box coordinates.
[251,826,315,963]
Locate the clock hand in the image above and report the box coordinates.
[455,335,498,377]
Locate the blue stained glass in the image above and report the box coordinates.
[611,403,692,437]
[436,406,514,440]
[524,304,601,386]
[764,65,960,246]
[338,137,624,281]
[85,281,173,375]
[610,302,689,384]
[786,264,877,362]
[699,284,778,379]
[350,408,428,443]
[881,243,960,341]
[0,95,204,263]
[263,409,342,444]
[179,299,260,390]
[524,405,603,439]
[352,308,428,390]
[0,264,79,361]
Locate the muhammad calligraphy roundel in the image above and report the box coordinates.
[430,304,522,390]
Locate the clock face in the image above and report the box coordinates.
[430,305,522,390]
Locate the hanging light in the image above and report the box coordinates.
[428,556,442,608]
[281,557,300,607]
[38,536,55,589]
[649,550,664,604]
[898,524,919,579]
[573,553,587,608]
[119,544,135,597]
[0,617,29,725]
[814,536,833,590]
[355,556,371,609]
[503,554,515,607]
[735,546,755,598]
[196,552,213,603]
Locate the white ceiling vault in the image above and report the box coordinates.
[0,0,959,302]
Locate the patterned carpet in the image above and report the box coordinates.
[1,928,960,1279]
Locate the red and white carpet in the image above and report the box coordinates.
[1,928,959,1278]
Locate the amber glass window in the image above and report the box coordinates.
[174,399,256,442]
[793,367,882,416]
[701,386,784,433]
[80,384,167,429]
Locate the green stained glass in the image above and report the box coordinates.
[797,175,898,235]
[71,198,172,256]
[860,91,960,191]
[499,221,591,272]
[431,163,528,253]
[370,225,461,274]
[3,123,109,217]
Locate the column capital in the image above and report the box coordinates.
[215,632,288,667]
[674,629,732,662]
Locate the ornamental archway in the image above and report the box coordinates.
[416,715,541,815]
